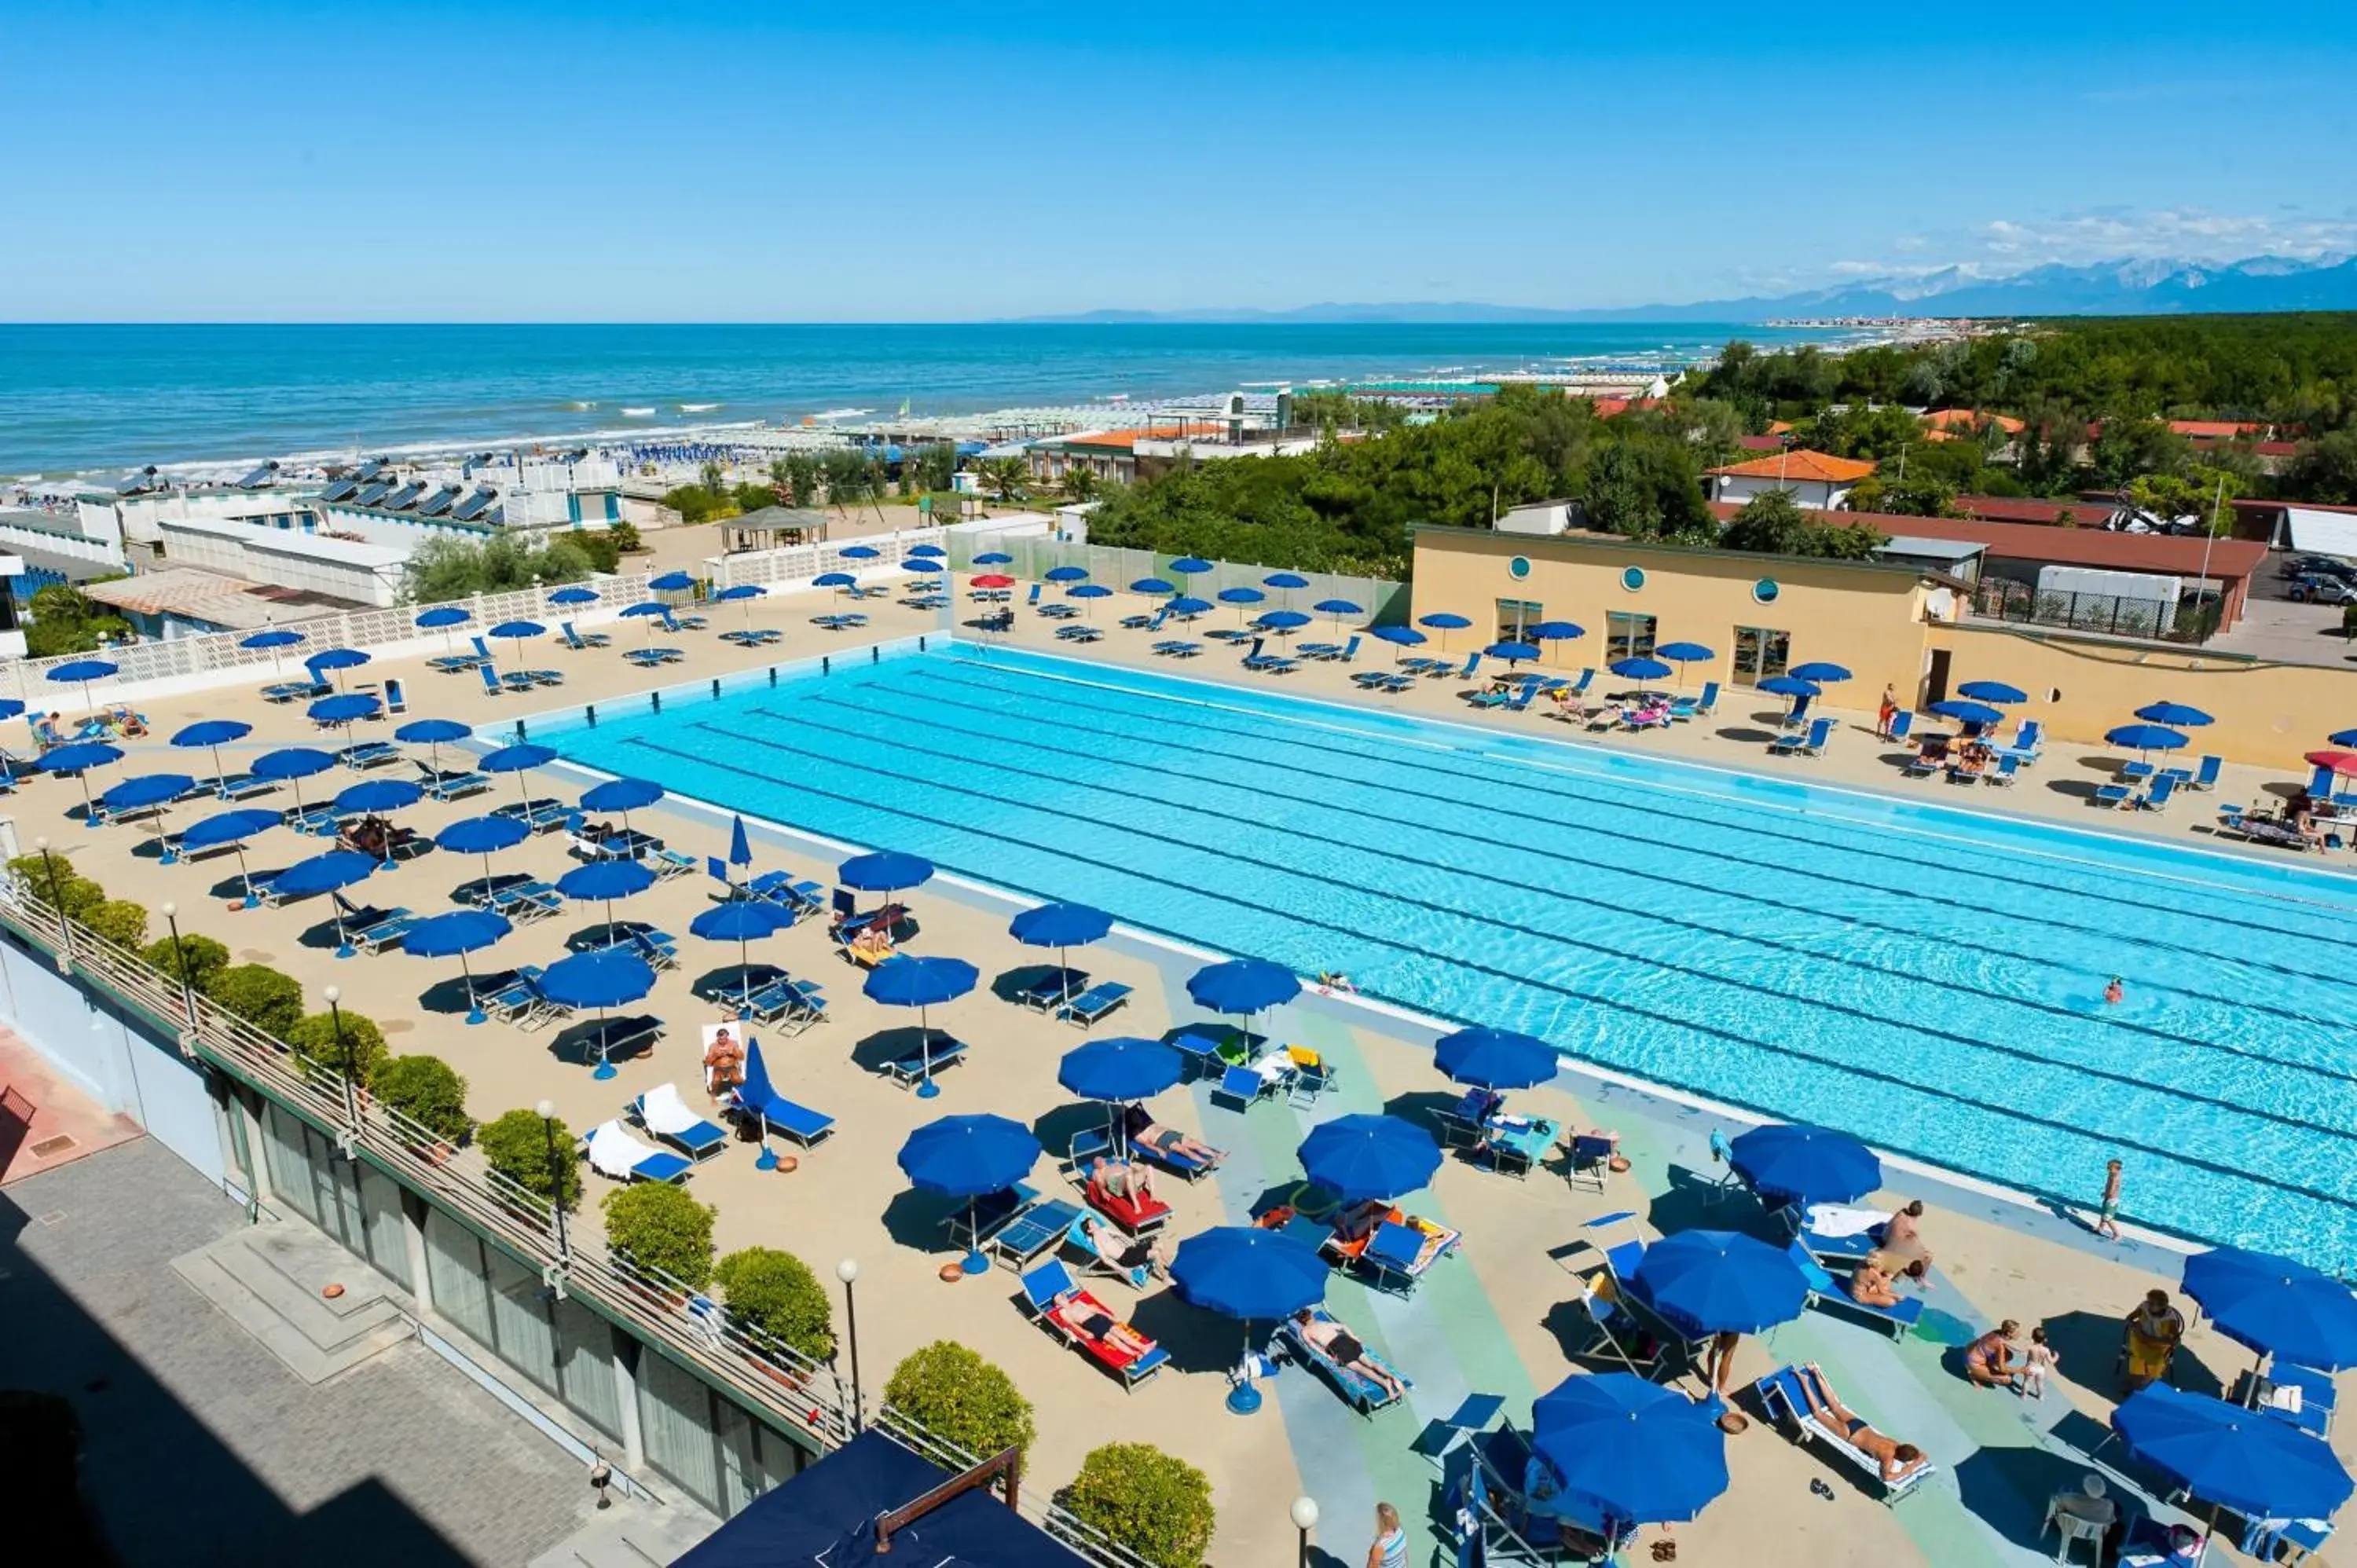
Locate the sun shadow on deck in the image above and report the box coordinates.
[2040,1308,2225,1400]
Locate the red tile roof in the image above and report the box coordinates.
[1735,434,1786,452]
[1814,510,2267,578]
[2169,420,2267,439]
[1706,449,1878,482]
[1059,423,1227,451]
[1954,494,2119,527]
[1923,408,2025,434]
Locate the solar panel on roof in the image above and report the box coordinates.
[418,486,459,517]
[384,482,424,511]
[354,482,392,507]
[236,463,277,489]
[321,480,358,502]
[354,459,385,482]
[451,488,497,522]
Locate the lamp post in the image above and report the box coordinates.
[1290,1496,1319,1568]
[536,1098,570,1259]
[323,984,356,1127]
[160,900,197,1027]
[34,836,71,957]
[836,1258,864,1434]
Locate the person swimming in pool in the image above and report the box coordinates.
[2103,976,2124,1005]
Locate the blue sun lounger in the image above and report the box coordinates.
[1057,980,1131,1027]
[990,1197,1085,1269]
[746,870,827,920]
[1770,716,1835,757]
[1277,1306,1411,1415]
[480,965,559,1028]
[1754,1365,1936,1503]
[732,1040,835,1148]
[262,678,332,704]
[337,741,399,771]
[1151,639,1202,658]
[1212,1062,1281,1109]
[1783,1241,1922,1340]
[419,765,490,801]
[559,621,610,650]
[626,1083,729,1161]
[332,892,416,953]
[427,636,494,674]
[584,1121,693,1185]
[882,1035,968,1088]
[741,973,826,1032]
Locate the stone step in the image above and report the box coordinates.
[209,1228,405,1357]
[170,1225,413,1383]
[529,1499,717,1568]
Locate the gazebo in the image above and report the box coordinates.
[724,505,830,553]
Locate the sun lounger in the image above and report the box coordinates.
[2095,782,2139,808]
[336,741,399,771]
[1754,1365,1935,1503]
[1985,753,2020,786]
[1784,1241,1922,1339]
[419,766,490,802]
[1057,980,1131,1028]
[1212,1062,1281,1109]
[1770,716,1835,757]
[493,797,574,833]
[629,1083,729,1161]
[1015,967,1087,1013]
[262,678,332,705]
[1060,1211,1155,1289]
[427,637,495,675]
[2244,1361,2338,1439]
[1358,1217,1461,1293]
[1083,1174,1170,1236]
[729,1040,835,1148]
[1284,1046,1335,1108]
[1431,1087,1503,1153]
[745,870,826,920]
[2140,772,2180,811]
[585,1120,693,1185]
[1563,1130,1618,1192]
[882,1034,967,1087]
[1794,1203,1885,1265]
[1901,749,1942,779]
[1278,1306,1410,1414]
[490,879,563,921]
[1054,624,1104,643]
[484,965,566,1030]
[988,1197,1084,1269]
[1168,1031,1224,1082]
[1151,639,1202,658]
[1241,638,1297,674]
[1299,635,1361,661]
[284,802,341,837]
[741,973,826,1032]
[332,892,416,953]
[1020,1260,1170,1390]
[558,621,610,650]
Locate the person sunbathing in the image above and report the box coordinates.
[1054,1296,1153,1357]
[1076,1214,1168,1280]
[1292,1309,1405,1401]
[1794,1365,1926,1485]
[845,925,894,965]
[1119,1106,1224,1167]
[1088,1155,1157,1206]
[1847,1258,1904,1308]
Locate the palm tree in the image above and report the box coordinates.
[1062,464,1099,502]
[977,456,1029,504]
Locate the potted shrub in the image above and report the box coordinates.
[284,1009,388,1090]
[714,1246,834,1379]
[478,1107,581,1218]
[371,1054,472,1158]
[1061,1442,1216,1568]
[8,852,105,920]
[82,899,148,950]
[883,1342,1035,1464]
[203,963,304,1038]
[601,1183,717,1299]
[143,931,229,993]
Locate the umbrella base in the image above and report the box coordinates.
[755,1145,779,1171]
[1225,1383,1263,1416]
[915,1079,941,1100]
[335,942,356,959]
[959,1249,988,1276]
[592,1059,618,1081]
[464,1006,487,1026]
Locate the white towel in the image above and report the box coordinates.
[586,1121,660,1180]
[638,1082,704,1138]
[1805,1203,1886,1239]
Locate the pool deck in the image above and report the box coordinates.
[11,578,2351,1566]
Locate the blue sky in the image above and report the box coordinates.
[10,0,2357,321]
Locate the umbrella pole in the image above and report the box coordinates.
[236,844,256,907]
[211,745,229,797]
[915,1002,940,1099]
[462,951,485,1025]
[1227,1321,1264,1414]
[152,806,172,866]
[592,1003,617,1080]
[77,772,93,822]
[755,1112,777,1171]
[334,907,354,960]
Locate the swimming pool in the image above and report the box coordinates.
[546,640,2357,1267]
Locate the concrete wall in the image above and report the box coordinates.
[1410,528,1934,700]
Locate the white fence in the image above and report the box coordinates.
[706,527,944,592]
[940,534,1409,625]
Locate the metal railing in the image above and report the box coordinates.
[871,1405,1161,1568]
[0,878,854,1452]
[1971,579,2215,645]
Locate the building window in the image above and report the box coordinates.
[1508,555,1531,581]
[1620,566,1646,592]
[1607,611,1657,661]
[1495,598,1543,642]
[1753,577,1780,604]
[1732,625,1792,685]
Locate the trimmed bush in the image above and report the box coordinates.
[714,1247,834,1360]
[205,964,303,1037]
[9,852,104,920]
[83,899,148,950]
[478,1108,581,1210]
[143,932,230,993]
[284,1009,387,1086]
[602,1182,717,1291]
[1061,1442,1216,1568]
[883,1342,1035,1464]
[371,1054,472,1144]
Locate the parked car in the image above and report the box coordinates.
[2287,573,2357,605]
[2280,554,2357,581]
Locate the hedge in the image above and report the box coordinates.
[84,899,148,950]
[883,1343,1035,1464]
[478,1108,581,1210]
[284,1009,388,1087]
[1062,1442,1216,1568]
[369,1054,471,1143]
[143,932,230,993]
[7,852,104,920]
[602,1182,717,1291]
[714,1247,834,1361]
[204,964,304,1038]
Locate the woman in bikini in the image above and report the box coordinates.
[1794,1365,1927,1485]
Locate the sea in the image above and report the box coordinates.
[0,321,1839,481]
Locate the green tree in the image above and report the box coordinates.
[144,931,231,993]
[203,964,304,1037]
[83,899,148,949]
[478,1108,581,1209]
[2290,429,2357,505]
[285,1009,389,1086]
[662,485,725,524]
[401,533,595,602]
[1061,463,1100,502]
[8,852,106,920]
[1061,1443,1216,1568]
[713,1247,835,1360]
[976,456,1029,503]
[1847,468,1960,518]
[2091,416,2191,489]
[912,442,959,493]
[602,1182,717,1290]
[699,459,727,495]
[371,1054,473,1144]
[1724,488,1885,559]
[884,1342,1036,1463]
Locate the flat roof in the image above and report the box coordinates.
[80,567,343,629]
[1702,504,2270,580]
[1878,537,1988,562]
[1415,522,1941,584]
[158,511,409,566]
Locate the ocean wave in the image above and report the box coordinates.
[620,407,656,417]
[679,401,722,413]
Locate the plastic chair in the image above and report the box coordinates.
[2041,1499,2109,1565]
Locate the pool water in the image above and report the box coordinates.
[548,642,2357,1267]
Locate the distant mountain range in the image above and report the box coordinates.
[1021,253,2357,324]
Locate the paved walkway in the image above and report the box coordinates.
[0,1138,596,1567]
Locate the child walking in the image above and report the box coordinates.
[2095,1159,2122,1242]
[2017,1325,2058,1398]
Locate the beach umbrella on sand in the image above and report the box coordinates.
[1313,598,1363,632]
[1657,639,1715,670]
[2136,701,2214,729]
[1418,612,1472,652]
[2105,723,2188,764]
[1215,586,1264,625]
[1372,625,1427,650]
[1533,1374,1728,1528]
[333,777,422,817]
[1726,1123,1880,1205]
[415,605,471,653]
[1187,959,1298,1051]
[272,849,379,956]
[1058,1036,1185,1112]
[549,585,599,609]
[251,746,335,818]
[405,908,512,1024]
[489,621,545,659]
[46,658,119,716]
[1787,661,1849,684]
[865,955,979,1099]
[395,717,469,775]
[907,543,945,559]
[1958,680,2028,705]
[556,857,657,930]
[581,776,662,832]
[1131,577,1176,596]
[1171,1226,1328,1413]
[479,742,557,811]
[240,627,305,676]
[814,572,858,595]
[537,949,658,1080]
[1256,609,1310,634]
[2183,1246,2357,1372]
[2112,1383,2353,1541]
[1485,640,1540,667]
[1169,557,1213,576]
[972,551,1013,566]
[1047,566,1090,584]
[1528,621,1585,665]
[1298,1114,1442,1203]
[898,1113,1041,1272]
[1609,656,1673,697]
[711,583,765,630]
[902,558,945,576]
[99,772,194,858]
[1167,596,1212,619]
[690,899,789,1011]
[308,692,379,728]
[839,849,933,894]
[1932,698,2007,732]
[1068,584,1112,617]
[1263,572,1307,606]
[170,719,253,796]
[728,814,754,877]
[436,813,531,896]
[1629,1230,1810,1338]
[178,807,280,904]
[306,647,370,691]
[1435,1026,1559,1090]
[1009,902,1114,1010]
[650,570,696,593]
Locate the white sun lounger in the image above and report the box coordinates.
[585,1120,692,1184]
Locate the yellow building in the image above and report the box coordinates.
[1409,525,2351,768]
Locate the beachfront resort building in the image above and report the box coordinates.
[1705,449,1878,510]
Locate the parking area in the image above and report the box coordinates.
[2209,550,2357,665]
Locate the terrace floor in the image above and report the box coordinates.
[9,577,2350,1566]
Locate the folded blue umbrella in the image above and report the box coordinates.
[557,859,657,905]
[173,720,251,749]
[40,740,123,774]
[2105,723,2188,753]
[489,620,545,640]
[972,551,1013,566]
[813,572,857,588]
[1045,566,1090,583]
[1418,612,1472,631]
[1787,661,1850,683]
[2183,1246,2357,1370]
[1009,902,1113,949]
[1371,625,1427,647]
[46,658,119,684]
[436,814,531,855]
[1485,640,1540,663]
[180,807,280,851]
[395,718,469,745]
[1610,657,1673,682]
[240,628,306,649]
[1656,641,1715,663]
[1263,572,1309,590]
[1168,557,1213,574]
[839,849,933,892]
[101,772,195,811]
[1435,1026,1559,1089]
[863,954,978,1009]
[650,570,697,592]
[309,693,380,724]
[306,647,369,672]
[1167,596,1214,617]
[2113,1383,2354,1522]
[897,1114,1041,1197]
[1058,1038,1185,1104]
[1130,577,1176,595]
[581,777,663,813]
[1628,1230,1811,1335]
[1930,698,2007,727]
[480,742,557,774]
[548,585,599,606]
[1528,620,1584,641]
[1298,1114,1442,1203]
[538,948,656,1009]
[334,778,423,815]
[1187,958,1299,1016]
[1758,675,1820,698]
[1256,609,1310,629]
[415,606,471,629]
[1727,1123,1880,1204]
[252,746,335,781]
[729,814,753,868]
[1171,1226,1327,1321]
[272,849,377,899]
[1217,586,1265,605]
[1957,680,2028,704]
[1532,1374,1728,1526]
[2135,700,2213,728]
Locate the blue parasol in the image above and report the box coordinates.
[404,908,513,1024]
[1166,596,1213,617]
[838,545,880,561]
[1298,1114,1442,1203]
[1727,1123,1881,1204]
[101,772,194,852]
[728,813,753,870]
[1188,958,1299,1017]
[863,955,977,1097]
[1058,1037,1185,1106]
[1314,598,1364,631]
[1485,640,1541,665]
[436,812,531,894]
[251,745,335,815]
[181,805,280,899]
[1628,1230,1811,1335]
[650,570,697,592]
[898,1113,1043,1272]
[240,626,305,676]
[2112,1383,2353,1523]
[581,776,663,816]
[972,551,1014,566]
[1263,572,1308,590]
[306,647,370,692]
[1758,675,1820,699]
[814,572,856,590]
[690,899,789,1009]
[1435,1026,1559,1089]
[1168,557,1213,575]
[1532,1373,1728,1526]
[274,849,377,952]
[1656,640,1716,665]
[1787,661,1851,683]
[907,543,945,559]
[839,849,933,892]
[2136,701,2214,728]
[1010,902,1113,950]
[395,717,469,773]
[2183,1247,2357,1372]
[1372,625,1427,647]
[555,859,657,925]
[46,658,119,713]
[1611,657,1673,689]
[333,778,423,817]
[1046,566,1090,583]
[308,692,379,726]
[480,742,557,811]
[1957,680,2028,705]
[170,718,254,794]
[1131,578,1176,595]
[2105,723,2189,758]
[1931,698,2007,728]
[1257,610,1311,631]
[1171,1225,1329,1408]
[548,585,599,606]
[416,606,470,628]
[537,948,658,1078]
[489,620,544,646]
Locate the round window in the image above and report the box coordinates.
[1621,566,1646,592]
[1753,577,1780,604]
[1508,555,1531,581]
